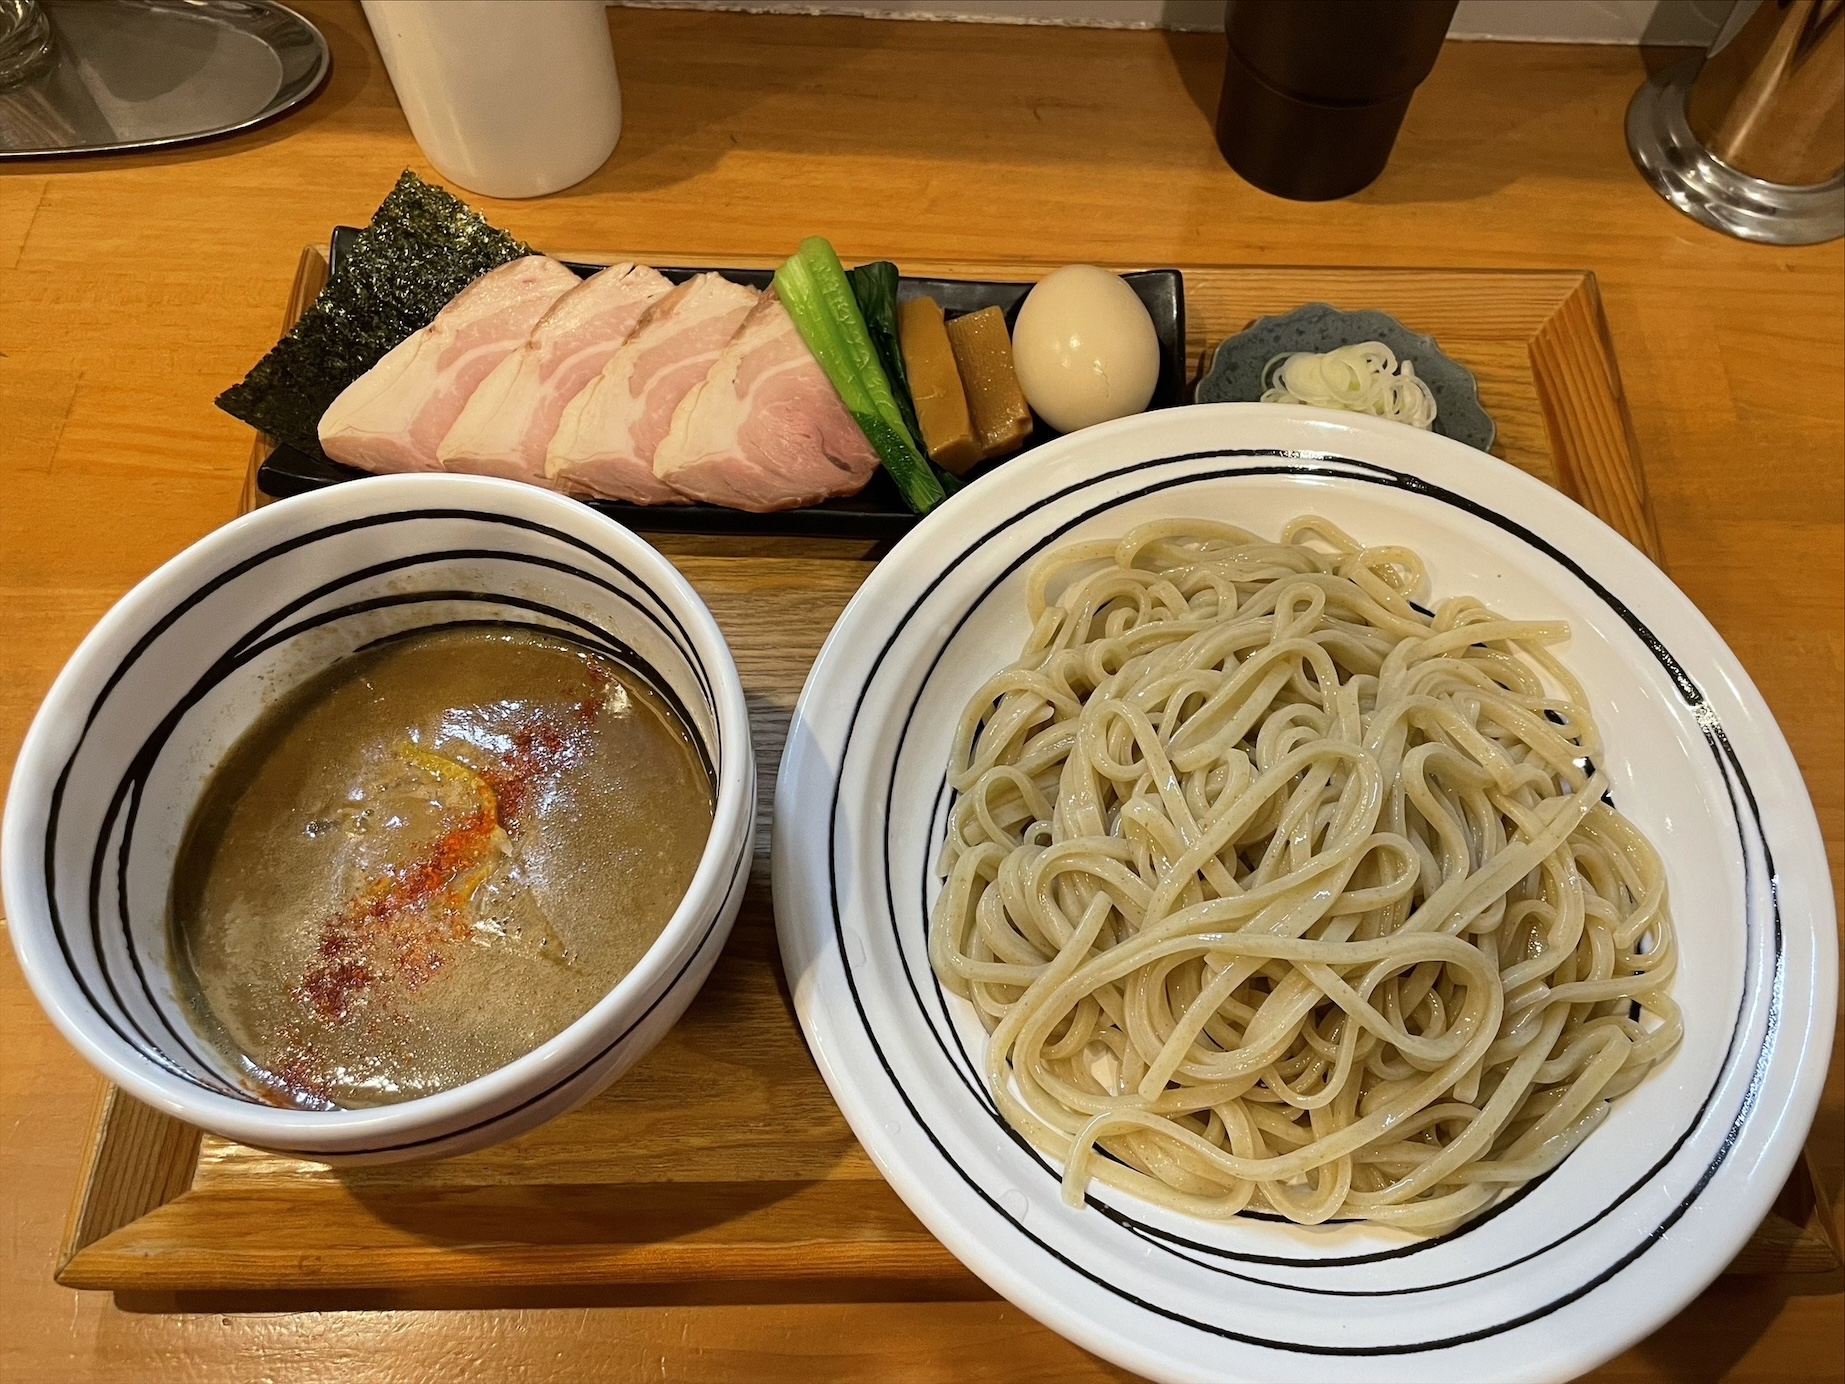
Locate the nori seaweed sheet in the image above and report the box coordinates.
[216,171,532,460]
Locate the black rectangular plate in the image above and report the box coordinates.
[256,227,1187,540]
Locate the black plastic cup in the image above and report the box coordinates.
[1215,0,1459,201]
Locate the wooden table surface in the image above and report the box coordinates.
[1,4,1839,1379]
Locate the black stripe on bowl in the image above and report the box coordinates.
[223,545,717,720]
[889,466,1739,1280]
[42,514,699,1074]
[908,757,1754,1300]
[43,509,726,1112]
[96,591,712,1082]
[95,597,715,1103]
[822,448,1778,1353]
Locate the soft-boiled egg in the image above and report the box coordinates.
[1010,265,1160,434]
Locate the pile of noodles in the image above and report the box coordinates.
[929,517,1679,1232]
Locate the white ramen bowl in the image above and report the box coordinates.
[773,405,1836,1383]
[4,473,754,1163]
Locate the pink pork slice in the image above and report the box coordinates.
[652,292,879,513]
[545,273,759,503]
[436,262,674,482]
[318,256,582,474]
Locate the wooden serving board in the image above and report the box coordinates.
[65,258,1837,1306]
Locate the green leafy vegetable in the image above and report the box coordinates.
[216,171,533,460]
[775,238,945,516]
[848,260,966,498]
[846,260,922,444]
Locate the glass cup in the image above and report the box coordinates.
[0,0,55,90]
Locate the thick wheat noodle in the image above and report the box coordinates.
[928,516,1681,1232]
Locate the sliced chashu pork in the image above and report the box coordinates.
[436,262,673,482]
[318,256,581,474]
[653,293,879,512]
[545,273,758,503]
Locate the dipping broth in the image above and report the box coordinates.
[169,625,713,1109]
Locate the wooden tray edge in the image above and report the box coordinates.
[65,1099,1837,1299]
[60,1178,977,1294]
[65,255,1828,1301]
[1528,271,1661,561]
[58,1088,200,1280]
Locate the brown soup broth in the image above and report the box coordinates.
[167,624,713,1110]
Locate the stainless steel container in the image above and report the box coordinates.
[1627,0,1843,245]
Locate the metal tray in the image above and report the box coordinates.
[0,0,329,160]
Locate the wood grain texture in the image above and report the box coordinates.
[60,1181,972,1294]
[1,4,1838,1381]
[59,1091,201,1269]
[1530,275,1660,558]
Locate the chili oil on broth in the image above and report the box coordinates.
[167,624,714,1109]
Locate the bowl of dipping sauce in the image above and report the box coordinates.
[3,474,754,1162]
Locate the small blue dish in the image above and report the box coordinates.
[1196,303,1496,454]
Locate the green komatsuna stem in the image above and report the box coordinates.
[775,238,944,515]
[847,260,923,445]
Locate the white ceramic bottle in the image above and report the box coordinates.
[361,0,621,199]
